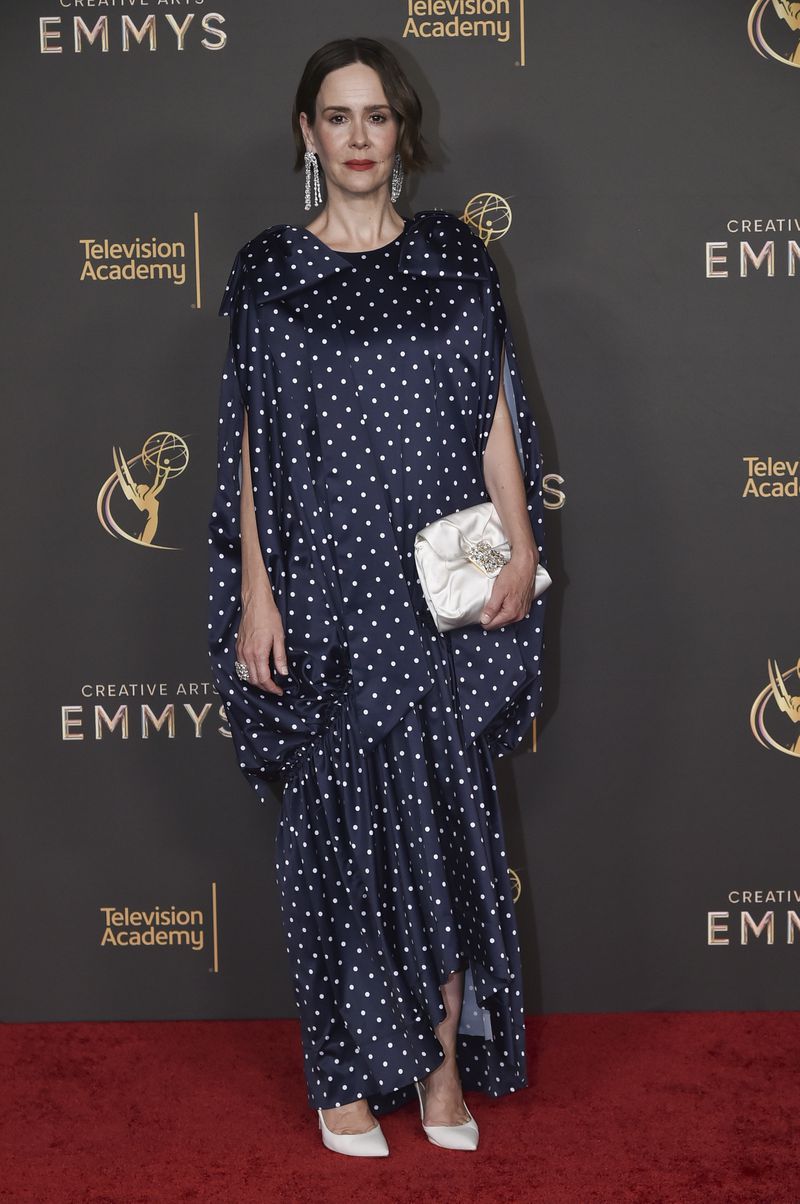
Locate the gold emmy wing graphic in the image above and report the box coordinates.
[462,193,513,245]
[750,656,800,756]
[97,431,189,549]
[748,1,800,67]
[508,868,522,903]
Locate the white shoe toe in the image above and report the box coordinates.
[318,1107,389,1157]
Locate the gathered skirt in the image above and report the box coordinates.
[274,617,527,1115]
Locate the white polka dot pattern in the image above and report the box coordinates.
[206,209,548,1113]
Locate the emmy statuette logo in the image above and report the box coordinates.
[748,0,800,67]
[97,431,189,549]
[462,193,513,245]
[750,656,800,756]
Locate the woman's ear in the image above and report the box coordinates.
[298,111,314,154]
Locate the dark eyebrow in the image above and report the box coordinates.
[321,104,392,113]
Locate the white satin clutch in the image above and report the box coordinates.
[414,501,552,633]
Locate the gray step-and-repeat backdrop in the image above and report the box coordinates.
[3,2,799,1023]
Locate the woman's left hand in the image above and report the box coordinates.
[480,550,539,630]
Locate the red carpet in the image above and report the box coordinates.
[2,1012,799,1203]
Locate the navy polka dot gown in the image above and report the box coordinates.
[207,209,547,1115]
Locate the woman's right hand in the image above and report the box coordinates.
[235,584,288,696]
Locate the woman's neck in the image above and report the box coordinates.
[304,199,405,253]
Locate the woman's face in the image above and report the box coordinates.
[300,62,400,200]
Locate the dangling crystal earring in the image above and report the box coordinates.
[304,149,323,211]
[390,151,404,202]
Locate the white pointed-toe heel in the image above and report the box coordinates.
[414,1079,479,1151]
[317,1107,389,1157]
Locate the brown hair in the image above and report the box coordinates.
[291,38,430,176]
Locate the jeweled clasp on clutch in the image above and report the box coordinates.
[462,537,509,576]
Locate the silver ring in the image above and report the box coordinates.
[234,659,250,682]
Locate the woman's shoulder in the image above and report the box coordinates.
[412,207,484,246]
[225,222,293,275]
[217,223,304,316]
[406,208,494,281]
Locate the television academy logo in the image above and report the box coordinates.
[748,0,800,67]
[401,0,526,63]
[741,456,800,498]
[750,656,800,756]
[100,885,220,971]
[80,236,187,287]
[97,431,190,549]
[79,213,202,305]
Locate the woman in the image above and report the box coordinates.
[207,37,547,1156]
